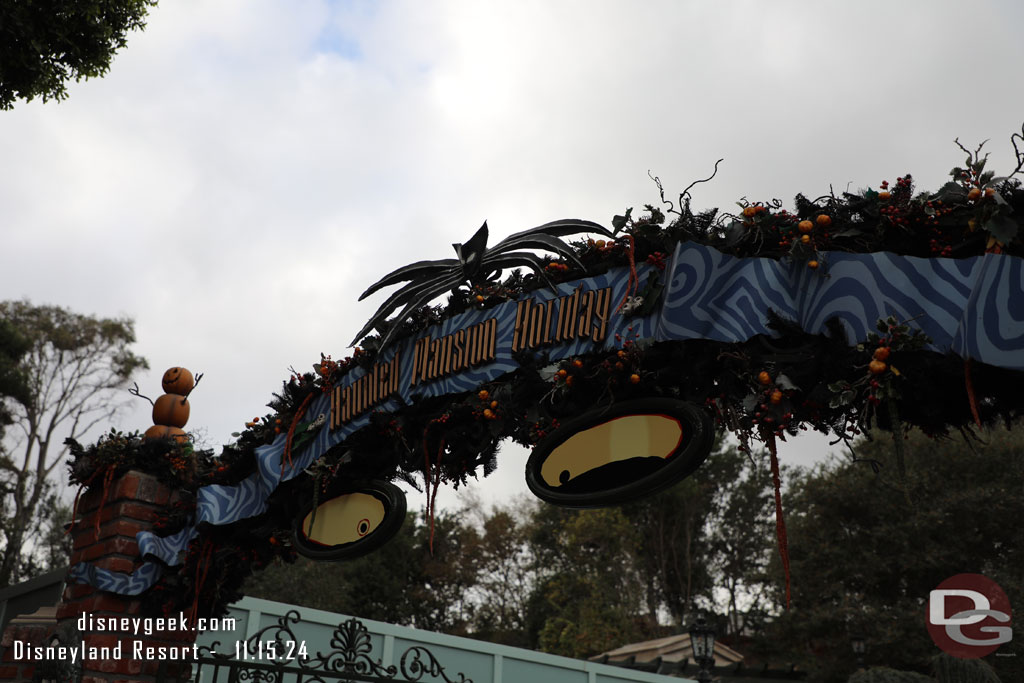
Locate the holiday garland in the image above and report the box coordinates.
[66,131,1024,620]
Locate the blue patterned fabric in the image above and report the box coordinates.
[658,244,1023,369]
[68,560,162,595]
[137,525,197,565]
[194,264,659,526]
[74,245,1022,592]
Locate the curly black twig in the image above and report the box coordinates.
[649,159,724,218]
[680,158,724,206]
[1010,122,1024,179]
[128,382,154,406]
[183,372,203,400]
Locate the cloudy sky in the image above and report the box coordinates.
[3,0,1023,512]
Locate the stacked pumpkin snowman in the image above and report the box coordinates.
[144,367,197,443]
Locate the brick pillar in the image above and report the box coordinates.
[0,609,54,682]
[2,470,196,683]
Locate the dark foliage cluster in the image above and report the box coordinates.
[0,0,158,110]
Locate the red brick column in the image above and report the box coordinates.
[0,616,52,682]
[2,470,196,683]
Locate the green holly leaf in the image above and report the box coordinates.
[934,181,968,203]
[611,208,633,232]
[724,220,746,246]
[775,374,799,391]
[983,213,1019,244]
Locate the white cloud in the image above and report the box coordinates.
[2,0,1023,511]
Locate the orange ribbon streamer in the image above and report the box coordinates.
[964,359,982,429]
[615,234,639,314]
[282,392,315,472]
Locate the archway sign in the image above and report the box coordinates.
[66,143,1024,621]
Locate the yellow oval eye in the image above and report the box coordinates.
[302,492,385,546]
[540,414,683,487]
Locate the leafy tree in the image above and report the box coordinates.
[463,496,538,647]
[527,505,653,658]
[622,443,777,636]
[763,426,1024,682]
[16,495,72,579]
[244,509,481,635]
[0,0,158,110]
[0,318,30,439]
[0,301,147,587]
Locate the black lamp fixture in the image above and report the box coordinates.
[850,634,867,669]
[688,614,717,683]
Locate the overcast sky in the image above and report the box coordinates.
[3,0,1023,513]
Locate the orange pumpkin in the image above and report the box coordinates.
[153,394,190,428]
[161,367,194,395]
[144,424,188,444]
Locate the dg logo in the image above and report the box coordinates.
[927,573,1013,658]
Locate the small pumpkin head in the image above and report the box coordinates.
[153,394,190,428]
[161,367,194,395]
[144,424,188,444]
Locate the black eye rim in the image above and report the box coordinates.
[292,479,407,561]
[525,398,714,509]
[356,518,371,536]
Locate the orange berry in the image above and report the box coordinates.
[801,234,811,244]
[565,376,574,386]
[630,374,640,384]
[808,260,819,270]
[483,409,495,419]
[757,371,772,386]
[572,359,583,368]
[595,240,606,248]
[557,369,567,378]
[798,220,814,233]
[475,295,485,302]
[873,347,890,361]
[967,187,982,201]
[869,360,887,375]
[878,191,891,200]
[984,187,995,198]
[815,214,832,227]
[743,206,757,218]
[770,390,783,404]
[478,389,489,400]
[490,400,498,409]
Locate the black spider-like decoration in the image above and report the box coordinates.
[351,219,613,349]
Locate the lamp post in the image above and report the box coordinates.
[850,634,866,670]
[688,615,717,683]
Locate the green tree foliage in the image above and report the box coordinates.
[463,498,536,647]
[528,505,652,658]
[764,426,1024,682]
[0,318,31,440]
[0,0,158,110]
[0,301,147,587]
[245,509,481,635]
[243,442,780,662]
[622,444,777,635]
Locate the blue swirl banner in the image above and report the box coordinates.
[71,244,1023,591]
